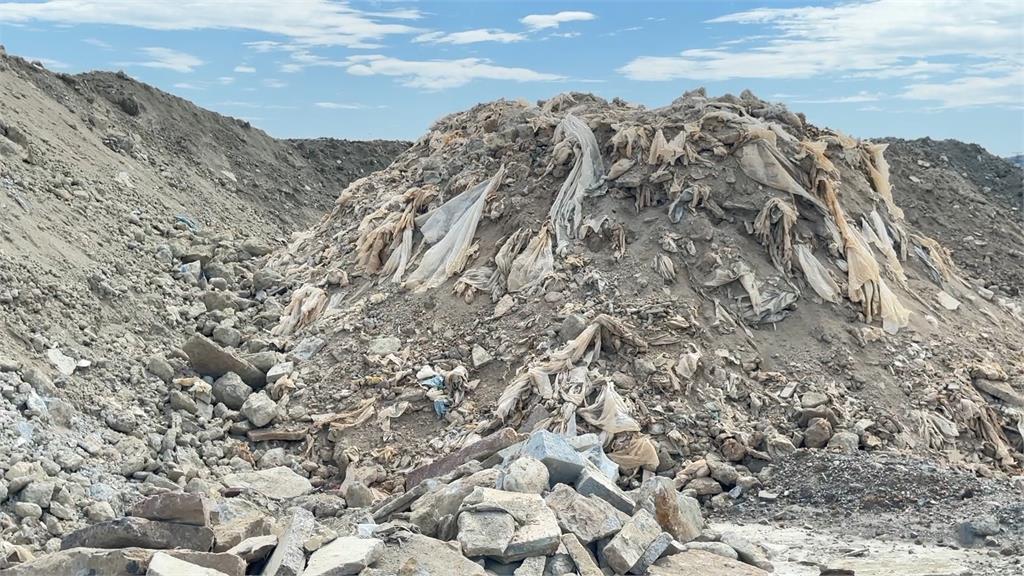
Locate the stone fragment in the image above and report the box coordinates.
[720,533,774,572]
[457,511,515,557]
[471,345,493,368]
[303,536,383,576]
[460,487,561,562]
[513,555,547,576]
[266,362,294,384]
[500,456,549,494]
[263,507,314,576]
[344,481,374,508]
[61,517,214,551]
[19,481,54,508]
[213,514,275,552]
[370,534,485,575]
[212,372,252,410]
[575,467,636,515]
[222,467,312,500]
[561,533,602,576]
[129,492,209,526]
[686,477,723,496]
[630,532,673,575]
[650,549,770,575]
[225,534,277,562]
[602,509,662,574]
[371,479,439,522]
[84,502,116,522]
[685,541,738,560]
[804,417,833,448]
[720,438,747,462]
[367,337,400,355]
[634,477,704,543]
[544,484,622,544]
[409,469,500,536]
[828,431,860,453]
[147,552,229,576]
[0,547,151,576]
[405,428,521,489]
[184,334,264,387]
[240,391,277,427]
[14,502,42,519]
[162,550,246,576]
[521,431,584,486]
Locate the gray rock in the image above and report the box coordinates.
[263,507,315,576]
[85,501,116,522]
[266,362,294,384]
[577,444,620,482]
[686,477,723,496]
[630,532,673,574]
[105,411,136,433]
[23,367,59,396]
[369,534,485,575]
[213,514,275,552]
[183,334,264,387]
[685,541,739,560]
[457,511,515,557]
[804,417,833,449]
[60,517,214,550]
[827,430,860,453]
[500,457,549,494]
[561,533,602,576]
[240,391,277,427]
[19,480,55,508]
[367,337,400,355]
[304,536,383,576]
[409,468,500,536]
[513,555,547,576]
[634,477,704,543]
[213,325,242,348]
[212,372,252,410]
[344,481,374,508]
[558,314,588,342]
[460,487,561,562]
[147,356,175,383]
[471,345,493,368]
[602,509,662,574]
[129,492,209,526]
[221,467,312,500]
[14,501,43,518]
[169,389,199,414]
[766,434,797,460]
[720,533,773,572]
[147,552,230,576]
[225,534,277,562]
[544,484,622,544]
[575,466,635,515]
[521,431,584,486]
[203,291,238,312]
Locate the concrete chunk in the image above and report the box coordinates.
[147,552,229,576]
[521,430,584,486]
[303,536,383,576]
[629,532,673,575]
[544,484,622,544]
[575,466,635,515]
[457,511,515,557]
[129,492,210,526]
[263,507,315,576]
[633,476,704,543]
[460,487,561,562]
[226,534,277,562]
[602,509,662,574]
[184,334,264,386]
[222,466,312,500]
[561,533,602,576]
[61,517,214,551]
[405,428,522,489]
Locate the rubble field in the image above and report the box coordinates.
[1,45,1023,576]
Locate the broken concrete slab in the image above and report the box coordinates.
[649,549,770,575]
[303,536,383,576]
[370,534,486,576]
[544,484,622,544]
[262,507,315,576]
[561,533,602,576]
[520,430,585,486]
[225,534,277,563]
[629,531,673,575]
[457,511,515,557]
[405,428,522,489]
[61,517,214,551]
[0,548,150,575]
[183,334,264,387]
[575,466,635,515]
[153,551,246,576]
[633,477,703,543]
[460,487,561,562]
[147,552,229,576]
[129,492,210,526]
[602,509,662,574]
[221,466,313,500]
[213,514,275,552]
[409,468,500,536]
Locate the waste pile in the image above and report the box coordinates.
[3,428,775,575]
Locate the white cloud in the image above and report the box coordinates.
[901,70,1024,108]
[117,47,203,73]
[314,101,385,110]
[218,76,234,85]
[173,82,202,90]
[344,55,564,90]
[0,0,422,48]
[82,37,111,49]
[619,0,1023,99]
[414,28,526,45]
[234,65,256,73]
[520,11,595,30]
[214,101,297,110]
[792,91,886,104]
[262,78,287,88]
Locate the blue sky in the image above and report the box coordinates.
[0,0,1021,155]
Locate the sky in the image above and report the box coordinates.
[0,0,1022,155]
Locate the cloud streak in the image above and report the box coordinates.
[414,28,526,45]
[344,55,564,90]
[119,47,203,73]
[521,11,595,30]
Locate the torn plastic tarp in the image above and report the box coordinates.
[549,114,606,253]
[577,380,641,435]
[607,433,659,471]
[863,143,904,220]
[754,197,797,274]
[735,129,826,211]
[704,261,762,313]
[794,243,840,303]
[405,166,506,292]
[272,285,328,337]
[506,224,554,293]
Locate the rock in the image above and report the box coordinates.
[576,466,636,515]
[222,467,312,500]
[720,438,747,462]
[213,325,242,348]
[471,345,493,368]
[721,533,773,572]
[800,391,828,409]
[513,555,547,576]
[685,477,723,496]
[367,337,400,355]
[129,492,209,526]
[460,487,561,562]
[708,460,739,487]
[212,372,252,410]
[804,417,833,448]
[105,411,137,433]
[61,517,214,551]
[147,552,231,576]
[956,517,1001,546]
[370,534,485,575]
[371,478,439,522]
[631,532,674,575]
[213,514,275,552]
[266,362,294,384]
[147,356,175,382]
[0,547,152,576]
[766,434,796,460]
[225,534,277,562]
[85,501,116,522]
[827,431,860,453]
[23,367,59,396]
[14,502,43,519]
[577,444,620,482]
[650,549,770,575]
[161,551,246,576]
[184,335,264,387]
[405,428,521,489]
[19,481,55,508]
[634,477,704,543]
[602,509,662,574]
[457,511,515,557]
[303,536,384,576]
[500,457,549,494]
[240,391,277,427]
[561,533,602,576]
[521,430,584,486]
[169,389,199,414]
[344,481,374,508]
[409,469,500,536]
[544,484,622,544]
[685,541,738,560]
[204,291,238,312]
[263,507,315,576]
[558,314,588,342]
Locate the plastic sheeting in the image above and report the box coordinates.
[754,197,797,274]
[735,131,826,211]
[405,166,506,292]
[794,244,840,303]
[272,285,328,337]
[549,114,606,253]
[577,381,641,435]
[863,143,904,220]
[507,224,554,293]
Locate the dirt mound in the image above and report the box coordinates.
[882,137,1024,294]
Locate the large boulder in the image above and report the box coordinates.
[61,517,214,551]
